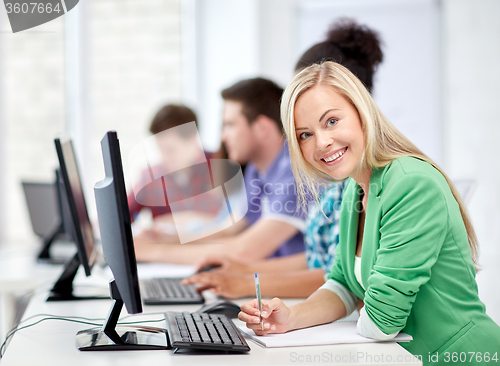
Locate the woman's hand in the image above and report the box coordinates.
[182,272,254,298]
[194,256,250,274]
[238,298,293,335]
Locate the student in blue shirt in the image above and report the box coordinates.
[303,182,345,271]
[222,79,307,258]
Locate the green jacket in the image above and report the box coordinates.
[327,157,500,365]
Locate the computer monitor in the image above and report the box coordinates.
[55,168,77,245]
[22,170,73,264]
[22,180,60,239]
[75,131,169,351]
[48,137,105,301]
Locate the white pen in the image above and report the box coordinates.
[254,273,264,330]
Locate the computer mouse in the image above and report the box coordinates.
[196,300,241,318]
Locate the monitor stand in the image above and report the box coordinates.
[76,280,171,351]
[47,253,109,301]
[37,222,68,265]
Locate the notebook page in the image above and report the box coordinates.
[239,321,412,348]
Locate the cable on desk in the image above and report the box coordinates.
[0,313,166,358]
[6,310,168,338]
[0,317,101,358]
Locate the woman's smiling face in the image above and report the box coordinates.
[294,84,365,181]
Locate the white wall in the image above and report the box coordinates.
[0,11,5,243]
[190,0,260,152]
[258,0,300,87]
[443,0,500,323]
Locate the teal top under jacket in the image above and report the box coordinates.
[327,157,500,365]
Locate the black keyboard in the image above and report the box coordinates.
[140,277,204,305]
[165,311,250,353]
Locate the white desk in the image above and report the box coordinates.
[0,246,65,342]
[1,266,422,366]
[0,242,108,342]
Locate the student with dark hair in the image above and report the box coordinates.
[182,19,385,298]
[128,104,222,223]
[148,104,198,135]
[221,78,284,130]
[219,77,307,257]
[134,77,308,264]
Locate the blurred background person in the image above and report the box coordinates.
[128,104,224,238]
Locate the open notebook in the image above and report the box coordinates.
[239,320,412,348]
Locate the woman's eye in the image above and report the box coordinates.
[326,118,338,127]
[299,132,311,140]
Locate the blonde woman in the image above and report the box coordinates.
[238,61,500,363]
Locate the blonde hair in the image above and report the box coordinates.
[281,61,479,269]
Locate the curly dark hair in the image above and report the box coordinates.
[294,18,383,92]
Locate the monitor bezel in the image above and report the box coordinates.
[54,137,96,276]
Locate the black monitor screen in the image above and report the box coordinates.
[55,137,97,276]
[75,131,168,351]
[94,131,141,314]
